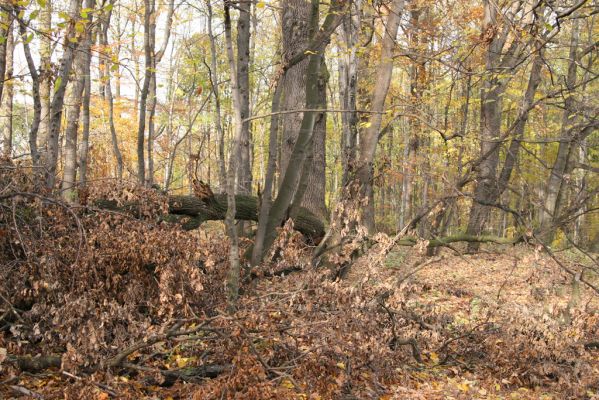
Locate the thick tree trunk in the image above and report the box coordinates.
[96,193,324,240]
[354,0,404,233]
[279,0,327,219]
[0,16,13,158]
[465,0,511,249]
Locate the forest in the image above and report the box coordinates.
[0,0,598,398]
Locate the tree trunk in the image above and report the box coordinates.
[539,20,580,242]
[236,0,252,196]
[62,0,95,201]
[78,32,93,186]
[137,0,153,184]
[37,0,52,165]
[339,1,361,187]
[0,15,13,158]
[354,0,404,233]
[45,0,83,190]
[465,0,510,248]
[279,0,327,220]
[12,8,41,163]
[205,0,227,192]
[0,8,9,105]
[223,0,244,308]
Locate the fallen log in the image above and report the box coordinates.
[95,193,325,241]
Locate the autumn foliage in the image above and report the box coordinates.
[1,164,598,399]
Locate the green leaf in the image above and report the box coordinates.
[53,77,62,94]
[29,10,40,20]
[24,33,34,44]
[37,0,47,8]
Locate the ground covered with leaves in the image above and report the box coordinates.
[1,169,598,399]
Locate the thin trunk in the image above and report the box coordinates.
[250,78,284,266]
[1,15,14,158]
[61,0,95,201]
[137,0,154,184]
[223,1,244,309]
[236,0,252,195]
[206,0,227,191]
[339,1,360,186]
[45,0,84,189]
[0,8,9,104]
[38,0,52,162]
[540,20,580,241]
[12,9,41,162]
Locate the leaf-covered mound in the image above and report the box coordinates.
[1,167,598,399]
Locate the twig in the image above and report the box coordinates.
[10,385,44,399]
[107,318,218,367]
[61,371,119,397]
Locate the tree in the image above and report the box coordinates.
[0,12,13,158]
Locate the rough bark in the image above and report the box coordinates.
[465,0,523,247]
[236,0,253,196]
[0,15,13,158]
[279,0,327,220]
[0,8,9,104]
[62,0,95,201]
[78,29,93,186]
[252,0,345,263]
[205,0,227,191]
[37,0,52,164]
[137,0,153,184]
[223,0,244,307]
[45,0,83,189]
[11,8,41,162]
[539,20,580,242]
[339,0,361,187]
[95,193,324,240]
[353,0,404,233]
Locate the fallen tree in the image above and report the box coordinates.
[95,192,325,242]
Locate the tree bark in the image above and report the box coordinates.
[223,0,244,307]
[0,8,9,104]
[37,0,52,165]
[205,0,227,191]
[0,14,13,158]
[236,0,252,196]
[339,0,361,187]
[353,0,404,233]
[11,8,41,163]
[539,19,580,242]
[279,0,327,220]
[137,0,154,184]
[61,0,95,201]
[45,0,84,189]
[96,193,324,240]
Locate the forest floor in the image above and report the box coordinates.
[1,188,598,399]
